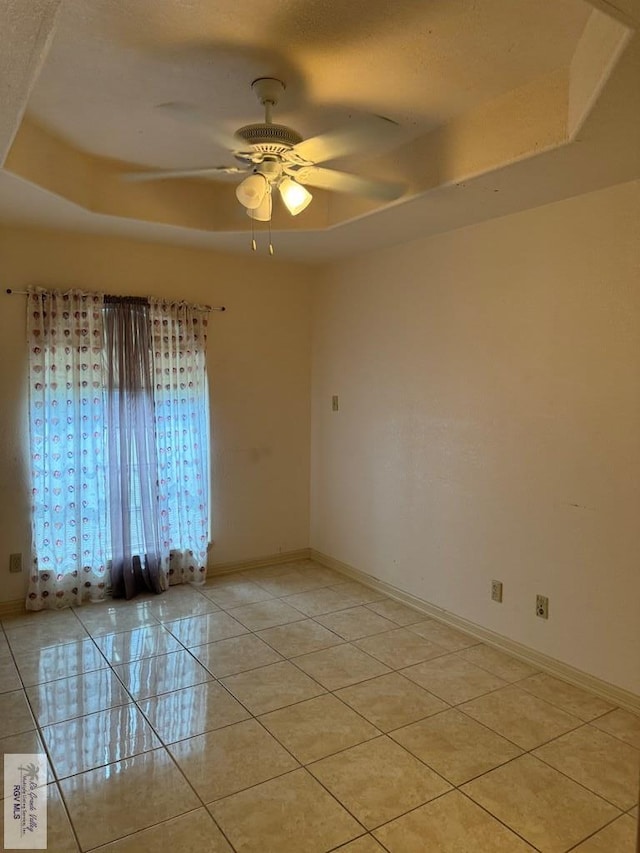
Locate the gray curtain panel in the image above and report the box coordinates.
[104,300,165,598]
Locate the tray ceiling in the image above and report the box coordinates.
[0,0,637,260]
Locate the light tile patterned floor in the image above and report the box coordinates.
[0,559,638,852]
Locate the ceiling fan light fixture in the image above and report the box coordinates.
[246,189,272,222]
[236,173,268,209]
[279,177,312,215]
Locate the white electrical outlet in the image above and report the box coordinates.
[491,580,503,603]
[536,595,549,619]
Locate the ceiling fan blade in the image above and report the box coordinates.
[292,166,404,200]
[122,166,247,182]
[290,115,400,165]
[155,101,248,151]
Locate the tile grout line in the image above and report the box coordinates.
[166,624,378,851]
[28,640,631,852]
[455,788,544,851]
[77,611,244,851]
[218,574,638,845]
[3,563,637,851]
[82,806,236,853]
[91,575,438,847]
[119,585,371,851]
[563,809,635,852]
[181,585,617,849]
[530,747,635,813]
[11,652,85,852]
[8,598,224,851]
[360,704,625,847]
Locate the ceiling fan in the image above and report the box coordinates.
[124,78,405,223]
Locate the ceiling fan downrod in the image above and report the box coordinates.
[251,77,286,125]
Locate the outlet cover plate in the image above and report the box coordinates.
[536,594,549,619]
[491,580,503,603]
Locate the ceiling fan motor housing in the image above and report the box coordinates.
[236,79,303,158]
[235,123,303,153]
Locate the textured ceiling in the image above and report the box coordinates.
[27,0,591,168]
[0,0,638,260]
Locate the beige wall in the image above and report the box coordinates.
[2,181,638,696]
[0,225,315,603]
[311,179,640,695]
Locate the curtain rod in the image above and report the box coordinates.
[5,288,226,312]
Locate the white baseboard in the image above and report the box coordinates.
[0,599,26,619]
[207,548,311,578]
[310,548,640,715]
[1,550,312,617]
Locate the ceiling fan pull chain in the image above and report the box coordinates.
[251,217,256,252]
[268,217,274,256]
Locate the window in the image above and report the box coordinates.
[27,289,210,610]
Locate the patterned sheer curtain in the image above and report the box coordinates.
[26,288,210,610]
[27,290,110,609]
[151,299,210,586]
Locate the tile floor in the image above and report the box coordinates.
[0,559,638,852]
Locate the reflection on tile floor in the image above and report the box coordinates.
[0,559,638,852]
